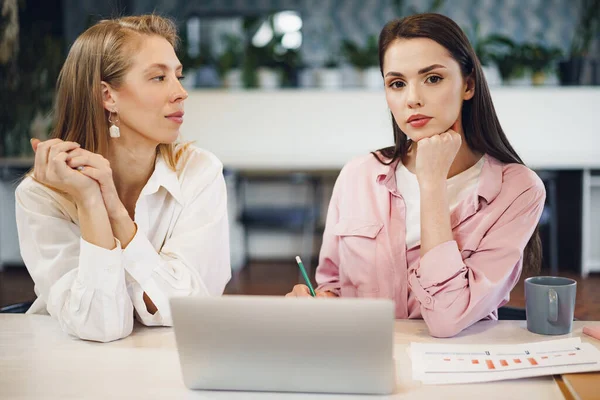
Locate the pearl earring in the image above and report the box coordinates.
[108,110,120,138]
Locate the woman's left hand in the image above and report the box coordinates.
[66,148,126,219]
[415,122,462,188]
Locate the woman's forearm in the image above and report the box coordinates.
[108,208,137,249]
[419,181,454,257]
[76,192,116,249]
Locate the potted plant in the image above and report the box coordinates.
[254,42,282,90]
[488,40,534,86]
[177,24,202,89]
[341,35,380,89]
[315,53,343,89]
[194,43,221,88]
[241,16,283,90]
[521,42,563,86]
[559,0,600,85]
[464,24,512,86]
[217,34,244,89]
[276,47,302,88]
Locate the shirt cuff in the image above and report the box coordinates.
[77,238,124,293]
[122,228,162,284]
[122,229,171,322]
[416,240,465,288]
[316,283,341,297]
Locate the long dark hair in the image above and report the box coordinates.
[375,13,541,274]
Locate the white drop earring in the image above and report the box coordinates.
[108,110,120,138]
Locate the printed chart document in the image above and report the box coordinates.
[409,338,600,384]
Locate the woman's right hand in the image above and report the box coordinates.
[31,138,101,203]
[285,284,337,298]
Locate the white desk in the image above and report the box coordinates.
[1,315,599,399]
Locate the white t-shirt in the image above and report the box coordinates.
[395,157,485,249]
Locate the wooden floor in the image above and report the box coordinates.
[2,262,600,320]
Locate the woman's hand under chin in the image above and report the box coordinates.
[415,120,462,188]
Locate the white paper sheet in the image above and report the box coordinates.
[407,338,600,384]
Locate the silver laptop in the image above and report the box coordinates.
[170,295,396,395]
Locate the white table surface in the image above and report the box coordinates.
[1,315,599,399]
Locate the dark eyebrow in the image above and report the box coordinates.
[384,64,447,78]
[144,63,183,73]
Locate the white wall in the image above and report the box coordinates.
[181,88,600,170]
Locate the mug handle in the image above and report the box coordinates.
[548,288,558,323]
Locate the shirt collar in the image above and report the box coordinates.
[140,154,184,204]
[376,153,503,204]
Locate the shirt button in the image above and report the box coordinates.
[425,297,432,304]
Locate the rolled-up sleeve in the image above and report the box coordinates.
[409,183,546,338]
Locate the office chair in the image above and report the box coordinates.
[0,301,33,313]
[237,172,322,276]
[536,170,559,275]
[497,306,526,320]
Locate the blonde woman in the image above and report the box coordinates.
[16,15,231,342]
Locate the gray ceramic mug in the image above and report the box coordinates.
[525,276,577,335]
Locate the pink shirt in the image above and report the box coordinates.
[315,153,545,338]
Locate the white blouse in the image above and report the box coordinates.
[15,146,231,342]
[396,157,484,249]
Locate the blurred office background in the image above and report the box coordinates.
[1,0,599,318]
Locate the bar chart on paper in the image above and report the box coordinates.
[408,338,600,384]
[427,346,590,373]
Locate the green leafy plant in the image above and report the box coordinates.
[176,24,200,72]
[341,35,378,69]
[323,51,340,69]
[0,1,63,157]
[486,38,527,81]
[521,43,563,74]
[241,14,303,88]
[464,24,514,66]
[177,25,216,73]
[489,40,563,83]
[217,33,243,78]
[570,0,600,57]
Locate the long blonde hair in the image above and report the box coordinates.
[51,14,187,170]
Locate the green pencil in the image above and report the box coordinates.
[295,256,316,297]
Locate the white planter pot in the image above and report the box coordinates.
[257,68,281,90]
[503,71,532,86]
[224,68,243,89]
[340,65,361,88]
[361,66,383,90]
[481,65,502,87]
[531,70,560,86]
[298,68,317,88]
[316,68,343,89]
